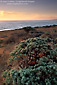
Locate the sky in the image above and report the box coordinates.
[0,0,57,20]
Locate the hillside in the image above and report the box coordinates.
[0,25,57,84]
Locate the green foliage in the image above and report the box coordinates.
[49,48,57,60]
[54,38,57,44]
[45,38,52,42]
[10,38,52,56]
[8,56,20,65]
[10,37,57,67]
[2,62,57,85]
[2,37,57,85]
[54,44,57,47]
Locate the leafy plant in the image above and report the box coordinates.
[10,38,53,66]
[2,37,57,85]
[2,62,57,85]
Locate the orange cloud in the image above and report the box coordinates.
[0,10,57,21]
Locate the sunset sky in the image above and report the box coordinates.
[0,0,57,20]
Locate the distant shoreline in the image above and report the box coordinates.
[0,20,57,31]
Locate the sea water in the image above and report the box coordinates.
[0,20,57,31]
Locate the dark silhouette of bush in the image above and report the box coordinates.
[53,24,57,27]
[42,25,57,28]
[35,32,44,37]
[42,25,51,28]
[23,26,36,34]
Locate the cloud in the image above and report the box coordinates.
[0,10,57,20]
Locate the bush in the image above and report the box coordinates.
[2,62,57,85]
[43,25,51,28]
[23,26,36,33]
[2,37,57,85]
[10,38,52,56]
[10,38,55,66]
[35,32,44,37]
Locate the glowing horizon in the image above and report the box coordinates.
[0,10,57,21]
[0,0,57,21]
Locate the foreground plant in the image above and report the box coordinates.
[2,37,57,85]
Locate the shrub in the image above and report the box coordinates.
[2,37,57,85]
[35,32,44,37]
[2,62,57,85]
[10,38,54,67]
[43,25,51,28]
[23,26,36,34]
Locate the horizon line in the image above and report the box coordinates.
[0,19,57,21]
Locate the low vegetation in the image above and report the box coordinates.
[23,26,36,34]
[2,37,57,85]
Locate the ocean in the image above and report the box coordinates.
[0,20,57,31]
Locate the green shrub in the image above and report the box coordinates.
[45,38,52,42]
[2,37,57,85]
[10,37,57,66]
[10,38,52,56]
[2,62,57,85]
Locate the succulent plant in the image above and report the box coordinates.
[2,62,57,85]
[2,37,57,85]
